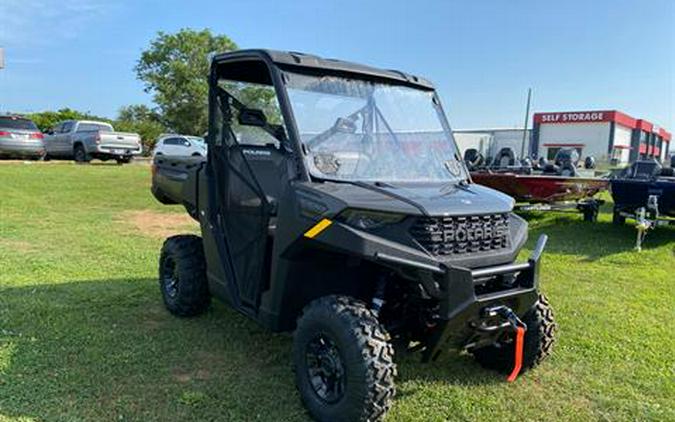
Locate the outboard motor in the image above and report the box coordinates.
[584,156,596,169]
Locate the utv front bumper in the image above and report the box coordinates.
[374,235,547,361]
[304,219,547,361]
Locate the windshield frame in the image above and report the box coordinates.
[280,69,468,184]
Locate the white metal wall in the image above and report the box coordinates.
[453,129,530,159]
[538,122,611,161]
[490,130,529,158]
[453,133,492,156]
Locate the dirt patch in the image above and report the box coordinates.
[120,210,198,239]
[0,239,37,253]
[141,305,167,330]
[172,367,213,383]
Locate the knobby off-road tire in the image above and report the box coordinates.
[158,235,210,317]
[473,294,556,374]
[293,295,396,422]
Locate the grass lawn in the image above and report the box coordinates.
[0,162,673,421]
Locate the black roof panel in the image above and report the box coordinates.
[212,49,434,90]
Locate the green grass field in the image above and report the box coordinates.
[0,162,673,421]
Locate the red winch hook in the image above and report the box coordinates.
[507,324,526,382]
[483,305,528,382]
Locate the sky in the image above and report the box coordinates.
[0,0,673,130]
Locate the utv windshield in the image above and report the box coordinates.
[284,72,466,183]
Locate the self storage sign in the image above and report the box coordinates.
[537,112,609,124]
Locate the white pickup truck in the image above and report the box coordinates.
[44,120,142,163]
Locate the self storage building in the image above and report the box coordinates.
[531,110,671,165]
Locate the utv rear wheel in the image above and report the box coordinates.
[158,235,210,317]
[293,296,396,422]
[472,294,556,375]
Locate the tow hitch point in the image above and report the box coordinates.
[482,305,528,382]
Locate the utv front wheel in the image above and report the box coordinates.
[158,235,210,317]
[472,294,556,375]
[293,296,396,422]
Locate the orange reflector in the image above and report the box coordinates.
[507,326,525,382]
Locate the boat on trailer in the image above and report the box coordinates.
[471,170,608,221]
[466,147,609,221]
[471,171,608,204]
[611,160,675,221]
[610,160,675,250]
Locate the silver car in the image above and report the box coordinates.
[152,134,207,158]
[0,115,45,159]
[44,120,142,164]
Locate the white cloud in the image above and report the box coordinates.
[0,0,115,47]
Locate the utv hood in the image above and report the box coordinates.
[306,181,514,216]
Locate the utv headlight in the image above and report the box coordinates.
[336,209,405,230]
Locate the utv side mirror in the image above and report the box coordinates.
[238,108,267,127]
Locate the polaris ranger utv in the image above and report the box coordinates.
[151,49,556,421]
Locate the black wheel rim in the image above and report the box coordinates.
[75,148,84,161]
[305,333,345,404]
[161,257,179,298]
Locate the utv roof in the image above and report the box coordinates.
[211,49,434,90]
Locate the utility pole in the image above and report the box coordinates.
[520,88,532,159]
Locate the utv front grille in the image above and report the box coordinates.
[410,214,510,256]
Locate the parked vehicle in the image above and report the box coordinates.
[44,120,142,164]
[152,134,206,157]
[471,171,608,221]
[610,160,674,250]
[0,115,45,159]
[151,50,556,422]
[469,146,607,221]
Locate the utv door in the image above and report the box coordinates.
[203,60,288,312]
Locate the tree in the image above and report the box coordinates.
[135,28,237,135]
[114,104,166,154]
[28,108,111,132]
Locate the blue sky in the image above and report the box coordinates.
[0,0,673,130]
